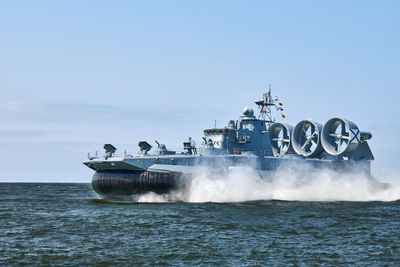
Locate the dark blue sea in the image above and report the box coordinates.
[1,183,399,266]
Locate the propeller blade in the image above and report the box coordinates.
[311,130,318,138]
[311,140,317,146]
[341,121,346,136]
[301,139,311,150]
[336,138,342,152]
[279,140,285,156]
[312,133,319,141]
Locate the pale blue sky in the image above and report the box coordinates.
[0,1,399,182]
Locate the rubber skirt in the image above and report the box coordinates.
[92,170,182,196]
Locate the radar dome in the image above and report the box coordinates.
[243,106,254,117]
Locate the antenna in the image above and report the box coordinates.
[214,120,217,128]
[254,83,285,126]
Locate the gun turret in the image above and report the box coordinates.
[154,140,176,155]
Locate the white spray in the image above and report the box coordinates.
[138,163,400,203]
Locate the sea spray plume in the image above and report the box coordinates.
[185,165,267,202]
[138,161,400,202]
[138,157,263,202]
[137,165,265,203]
[268,162,398,202]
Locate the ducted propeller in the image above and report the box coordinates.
[292,120,324,157]
[321,118,361,156]
[268,122,293,157]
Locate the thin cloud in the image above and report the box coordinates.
[0,102,195,122]
[0,102,206,145]
[0,130,66,137]
[0,102,43,112]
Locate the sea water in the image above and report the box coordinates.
[1,183,399,265]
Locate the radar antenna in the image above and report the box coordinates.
[255,84,285,125]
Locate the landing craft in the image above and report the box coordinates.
[83,86,382,199]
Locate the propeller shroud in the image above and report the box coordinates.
[321,118,360,156]
[292,119,324,157]
[268,122,293,157]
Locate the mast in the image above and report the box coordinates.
[255,84,277,125]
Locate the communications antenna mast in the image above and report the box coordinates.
[255,84,284,126]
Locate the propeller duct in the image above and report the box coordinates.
[268,122,293,157]
[321,118,360,156]
[292,120,324,157]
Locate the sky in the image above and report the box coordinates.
[0,0,399,182]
